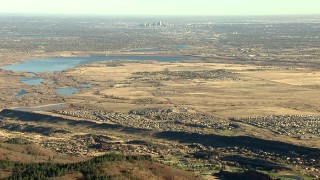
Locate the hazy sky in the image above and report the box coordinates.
[1,0,320,16]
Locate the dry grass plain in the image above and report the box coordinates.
[61,61,320,149]
[67,62,320,118]
[1,58,319,147]
[1,56,319,178]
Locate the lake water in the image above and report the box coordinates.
[56,88,79,95]
[16,90,28,97]
[176,44,191,50]
[21,78,44,85]
[1,55,191,73]
[81,83,93,87]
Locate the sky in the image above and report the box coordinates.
[0,0,319,16]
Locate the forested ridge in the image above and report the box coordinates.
[0,153,152,180]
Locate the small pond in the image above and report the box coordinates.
[81,83,93,87]
[16,90,28,97]
[56,88,79,95]
[20,78,44,85]
[176,44,192,50]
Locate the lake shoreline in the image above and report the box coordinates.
[0,50,190,67]
[1,53,194,73]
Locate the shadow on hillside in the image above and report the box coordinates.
[155,131,320,159]
[0,109,150,134]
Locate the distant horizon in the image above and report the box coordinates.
[1,0,320,16]
[1,13,319,17]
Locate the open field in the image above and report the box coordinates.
[66,61,320,118]
[3,58,320,118]
[1,57,319,179]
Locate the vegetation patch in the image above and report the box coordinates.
[1,153,152,180]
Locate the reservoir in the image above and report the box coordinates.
[56,88,79,95]
[176,44,191,50]
[1,55,191,73]
[16,90,28,97]
[20,78,44,85]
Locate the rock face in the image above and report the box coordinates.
[215,170,274,180]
